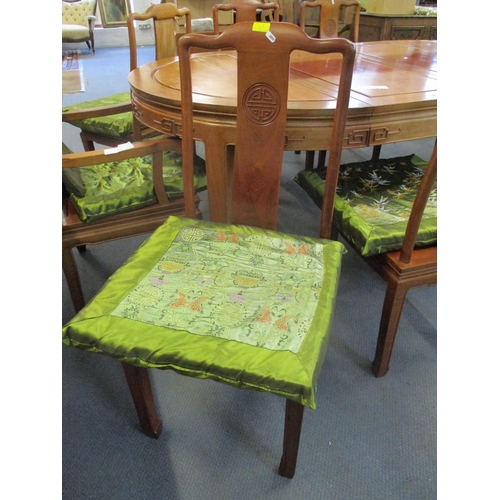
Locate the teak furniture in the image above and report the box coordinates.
[129,39,437,223]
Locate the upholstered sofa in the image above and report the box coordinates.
[62,0,97,54]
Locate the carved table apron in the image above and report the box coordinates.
[129,40,437,223]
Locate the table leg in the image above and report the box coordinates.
[201,128,235,223]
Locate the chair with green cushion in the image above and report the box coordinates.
[298,0,361,171]
[294,143,437,377]
[62,0,97,55]
[62,2,192,151]
[62,137,206,313]
[62,22,356,478]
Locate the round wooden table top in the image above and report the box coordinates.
[129,40,437,116]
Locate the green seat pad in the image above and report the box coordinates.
[62,92,134,140]
[62,216,346,409]
[294,155,437,257]
[62,146,207,222]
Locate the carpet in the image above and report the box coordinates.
[62,51,85,94]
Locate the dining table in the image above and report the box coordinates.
[128,38,437,223]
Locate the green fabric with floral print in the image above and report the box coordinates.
[62,216,346,409]
[63,149,206,222]
[62,92,133,140]
[294,154,437,257]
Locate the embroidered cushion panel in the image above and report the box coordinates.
[62,149,207,222]
[62,216,346,409]
[294,154,437,257]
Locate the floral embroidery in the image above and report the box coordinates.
[332,155,437,226]
[111,226,325,353]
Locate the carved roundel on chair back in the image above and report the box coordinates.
[242,83,280,125]
[322,19,337,38]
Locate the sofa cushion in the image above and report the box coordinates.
[62,25,90,39]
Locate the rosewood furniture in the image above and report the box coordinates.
[63,2,192,151]
[299,0,361,170]
[299,0,360,40]
[129,39,437,224]
[63,21,356,478]
[295,144,437,377]
[358,11,437,42]
[212,0,281,33]
[62,138,202,312]
[367,143,437,376]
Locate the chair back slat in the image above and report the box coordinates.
[178,22,356,230]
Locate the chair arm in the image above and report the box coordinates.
[62,102,133,122]
[88,15,96,32]
[62,137,182,168]
[62,137,184,205]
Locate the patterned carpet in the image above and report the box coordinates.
[62,51,85,93]
[62,46,437,500]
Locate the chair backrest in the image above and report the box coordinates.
[127,2,192,70]
[399,142,437,262]
[300,0,360,42]
[212,0,281,34]
[178,21,355,230]
[62,0,97,27]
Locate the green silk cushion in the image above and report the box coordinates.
[294,155,437,257]
[62,146,207,222]
[62,92,133,140]
[62,216,346,409]
[62,143,85,197]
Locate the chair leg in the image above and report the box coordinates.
[278,399,305,479]
[371,281,409,378]
[305,151,315,170]
[371,144,382,161]
[317,150,327,169]
[122,363,163,439]
[62,245,86,313]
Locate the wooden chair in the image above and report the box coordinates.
[62,0,97,55]
[63,22,356,479]
[62,2,192,151]
[298,0,361,171]
[295,143,437,377]
[299,0,360,41]
[212,0,281,34]
[62,137,204,313]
